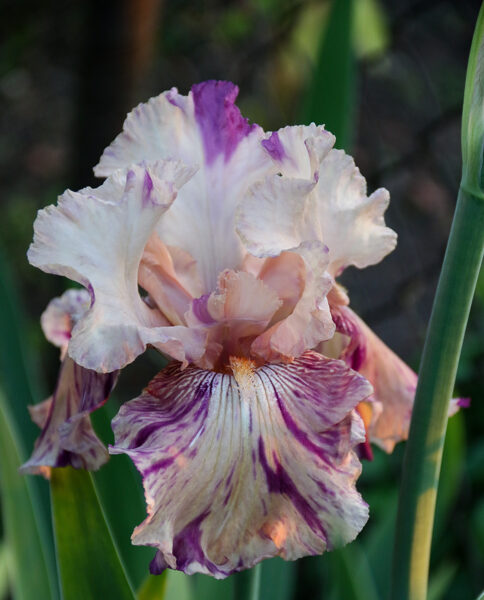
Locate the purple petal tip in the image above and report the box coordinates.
[192,80,257,164]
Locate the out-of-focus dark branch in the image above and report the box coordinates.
[71,0,162,189]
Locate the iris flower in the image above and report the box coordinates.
[25,81,446,577]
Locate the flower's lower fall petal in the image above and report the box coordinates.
[20,357,118,476]
[28,161,205,372]
[324,305,469,453]
[326,305,416,452]
[110,351,372,578]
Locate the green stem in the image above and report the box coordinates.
[390,189,484,600]
[391,5,484,598]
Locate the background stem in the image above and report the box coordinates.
[391,184,484,600]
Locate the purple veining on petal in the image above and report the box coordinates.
[87,283,95,306]
[350,344,366,372]
[142,171,154,207]
[191,294,215,324]
[150,511,228,576]
[274,390,330,463]
[20,358,119,474]
[191,80,257,164]
[258,437,327,542]
[331,307,366,371]
[261,131,286,162]
[111,353,370,577]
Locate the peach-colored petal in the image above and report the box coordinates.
[139,234,194,326]
[237,175,334,361]
[187,270,282,367]
[252,242,334,362]
[327,305,416,452]
[257,252,305,323]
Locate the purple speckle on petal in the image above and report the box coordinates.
[262,131,286,161]
[191,80,257,164]
[142,171,154,207]
[457,397,471,408]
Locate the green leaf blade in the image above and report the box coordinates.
[50,467,136,600]
[302,0,356,151]
[0,391,57,600]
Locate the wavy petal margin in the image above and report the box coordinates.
[28,161,205,372]
[261,125,397,276]
[110,351,372,578]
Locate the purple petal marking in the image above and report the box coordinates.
[142,171,154,206]
[190,294,215,324]
[166,87,185,109]
[457,397,471,408]
[20,357,118,475]
[191,80,257,164]
[110,351,371,578]
[261,131,286,162]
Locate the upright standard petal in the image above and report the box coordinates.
[20,357,118,476]
[110,352,372,578]
[28,162,205,372]
[237,175,335,360]
[261,125,397,275]
[96,81,274,291]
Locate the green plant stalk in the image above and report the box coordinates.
[391,186,484,600]
[391,4,484,599]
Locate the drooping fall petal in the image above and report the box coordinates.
[325,304,416,452]
[20,358,118,476]
[21,289,119,475]
[110,352,372,578]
